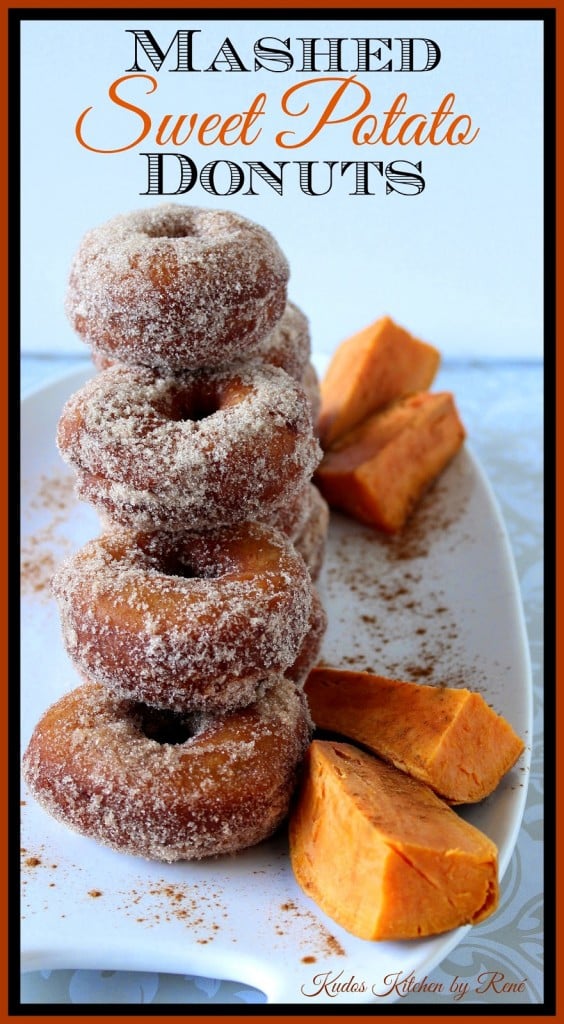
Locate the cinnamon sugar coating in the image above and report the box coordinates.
[91,300,311,383]
[51,523,316,713]
[267,481,317,540]
[294,485,330,581]
[285,588,327,686]
[301,361,322,427]
[22,679,312,862]
[267,483,329,579]
[57,362,322,533]
[253,300,311,381]
[66,204,289,371]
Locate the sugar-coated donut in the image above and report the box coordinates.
[51,523,315,713]
[293,485,330,581]
[268,483,328,579]
[253,301,311,381]
[267,480,317,540]
[66,205,290,371]
[301,361,322,428]
[22,679,312,862]
[57,362,321,533]
[285,589,327,685]
[91,300,311,382]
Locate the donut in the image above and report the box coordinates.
[66,204,290,371]
[253,301,311,381]
[285,588,327,685]
[22,678,312,862]
[94,479,316,547]
[91,300,311,383]
[51,522,315,713]
[90,349,118,373]
[301,361,322,427]
[293,485,330,581]
[57,362,322,533]
[267,480,317,540]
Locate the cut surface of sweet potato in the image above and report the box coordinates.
[315,391,465,532]
[318,316,440,448]
[289,740,499,941]
[305,668,525,804]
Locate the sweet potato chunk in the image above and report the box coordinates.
[289,740,499,940]
[318,316,440,448]
[315,391,465,532]
[305,668,525,803]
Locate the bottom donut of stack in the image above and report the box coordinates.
[22,678,312,863]
[23,522,326,861]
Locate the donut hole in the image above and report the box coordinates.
[161,551,223,582]
[157,383,224,424]
[135,704,201,745]
[142,215,196,240]
[163,557,199,580]
[166,392,221,423]
[137,535,227,581]
[158,378,251,424]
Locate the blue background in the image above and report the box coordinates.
[21,17,544,360]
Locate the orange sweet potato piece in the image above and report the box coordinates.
[305,668,525,804]
[289,740,499,941]
[318,316,440,448]
[315,391,465,532]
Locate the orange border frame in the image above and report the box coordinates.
[4,2,559,1022]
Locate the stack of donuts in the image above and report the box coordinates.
[23,204,330,863]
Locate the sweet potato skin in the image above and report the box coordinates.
[315,391,466,533]
[305,668,525,803]
[318,316,440,448]
[289,740,499,941]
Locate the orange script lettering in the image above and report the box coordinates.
[75,74,267,154]
[276,76,479,148]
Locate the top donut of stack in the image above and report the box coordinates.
[65,204,290,372]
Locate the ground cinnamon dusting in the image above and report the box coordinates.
[21,536,63,596]
[319,459,490,691]
[21,469,78,597]
[276,899,346,957]
[110,879,229,945]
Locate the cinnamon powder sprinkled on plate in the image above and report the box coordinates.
[21,470,79,598]
[275,898,346,957]
[318,456,488,692]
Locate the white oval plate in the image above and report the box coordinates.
[20,368,532,1006]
